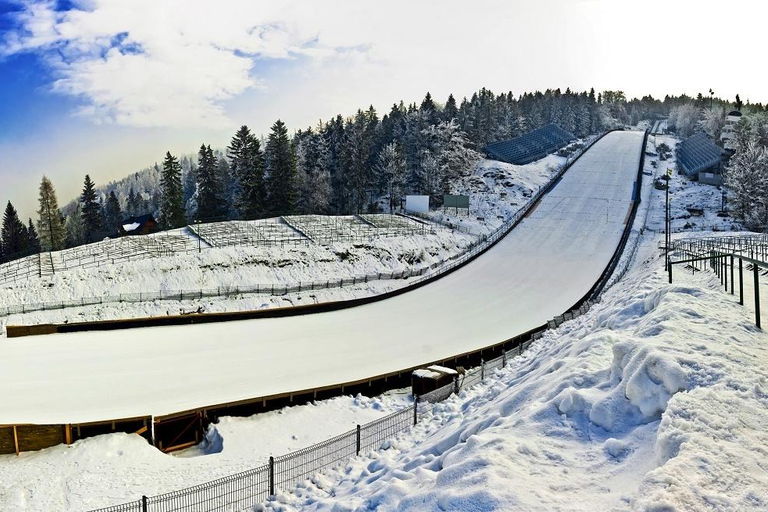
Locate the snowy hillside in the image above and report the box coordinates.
[0,157,557,330]
[270,232,768,511]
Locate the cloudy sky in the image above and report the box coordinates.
[0,0,766,219]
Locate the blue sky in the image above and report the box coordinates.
[1,0,767,221]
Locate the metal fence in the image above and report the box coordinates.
[84,260,606,512]
[0,215,432,287]
[87,348,525,512]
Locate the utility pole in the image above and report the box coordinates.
[665,168,672,270]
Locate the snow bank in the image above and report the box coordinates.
[272,233,768,511]
[0,392,411,511]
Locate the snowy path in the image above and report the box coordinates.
[0,131,645,424]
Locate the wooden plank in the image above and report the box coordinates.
[134,426,148,436]
[13,426,19,456]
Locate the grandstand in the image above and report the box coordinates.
[678,132,722,182]
[484,124,576,165]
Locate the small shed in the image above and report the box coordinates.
[120,214,158,236]
[412,365,458,400]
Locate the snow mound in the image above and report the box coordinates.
[277,233,768,511]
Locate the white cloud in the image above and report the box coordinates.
[2,0,767,132]
[2,0,359,128]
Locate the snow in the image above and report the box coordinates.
[645,134,739,235]
[3,129,767,511]
[0,392,411,511]
[121,222,141,232]
[0,158,558,330]
[270,232,768,511]
[0,130,644,425]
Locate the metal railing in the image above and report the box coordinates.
[89,352,510,512]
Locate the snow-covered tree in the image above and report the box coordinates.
[375,142,406,212]
[725,142,768,230]
[295,129,332,214]
[701,106,726,141]
[669,104,701,138]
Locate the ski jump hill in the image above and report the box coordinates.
[0,130,646,453]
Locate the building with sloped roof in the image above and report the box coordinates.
[484,124,576,165]
[678,132,723,185]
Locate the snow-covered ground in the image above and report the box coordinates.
[0,158,558,331]
[267,232,768,511]
[0,131,644,425]
[4,140,768,510]
[0,391,411,511]
[645,134,739,234]
[422,154,564,235]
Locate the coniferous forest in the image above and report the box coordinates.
[1,86,766,264]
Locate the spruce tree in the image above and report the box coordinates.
[37,176,66,251]
[27,218,41,254]
[265,120,297,213]
[80,174,102,242]
[2,201,28,260]
[229,126,266,218]
[443,94,458,121]
[160,152,185,228]
[196,144,225,220]
[103,191,122,234]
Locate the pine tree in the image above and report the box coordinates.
[103,191,122,234]
[266,120,297,213]
[37,176,66,252]
[65,207,85,248]
[443,94,458,122]
[160,152,185,228]
[228,126,267,218]
[295,128,332,214]
[27,218,41,254]
[2,201,28,260]
[80,174,102,242]
[195,144,225,220]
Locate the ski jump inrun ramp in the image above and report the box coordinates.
[1,131,645,425]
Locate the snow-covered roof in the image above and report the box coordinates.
[122,222,141,232]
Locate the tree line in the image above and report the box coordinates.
[2,86,743,263]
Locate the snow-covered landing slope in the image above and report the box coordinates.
[282,233,768,511]
[0,131,644,424]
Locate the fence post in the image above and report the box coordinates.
[269,456,275,496]
[356,424,361,455]
[480,358,485,381]
[453,375,459,395]
[755,263,761,330]
[142,495,148,512]
[740,258,744,305]
[668,262,672,284]
[413,397,418,426]
[731,254,735,295]
[502,350,507,368]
